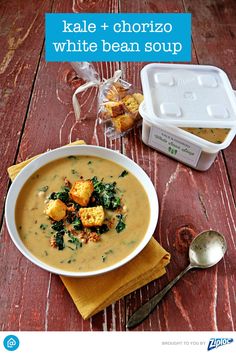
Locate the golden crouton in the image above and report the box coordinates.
[104,101,125,117]
[112,113,135,133]
[45,199,67,221]
[132,93,144,104]
[79,206,105,227]
[106,86,119,102]
[70,180,94,206]
[106,82,129,101]
[122,95,139,114]
[114,82,130,98]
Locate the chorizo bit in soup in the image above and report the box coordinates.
[16,156,150,272]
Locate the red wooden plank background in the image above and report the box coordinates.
[0,0,235,331]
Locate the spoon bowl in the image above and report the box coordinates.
[189,230,227,268]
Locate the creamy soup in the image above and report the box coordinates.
[15,156,150,272]
[181,128,230,144]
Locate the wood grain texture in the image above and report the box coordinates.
[0,0,53,218]
[184,0,236,25]
[223,139,236,201]
[0,0,236,332]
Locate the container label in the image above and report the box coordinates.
[148,126,201,167]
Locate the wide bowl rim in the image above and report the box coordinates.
[5,145,159,277]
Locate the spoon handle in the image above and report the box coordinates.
[127,263,193,329]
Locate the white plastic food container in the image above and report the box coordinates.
[140,64,236,171]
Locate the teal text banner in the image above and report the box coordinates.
[45,13,191,62]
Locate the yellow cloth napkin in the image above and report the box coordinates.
[8,140,170,320]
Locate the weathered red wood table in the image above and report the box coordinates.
[0,0,236,331]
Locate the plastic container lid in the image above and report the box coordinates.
[141,64,236,129]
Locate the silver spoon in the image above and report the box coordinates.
[127,230,227,329]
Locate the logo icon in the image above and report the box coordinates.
[3,335,20,351]
[207,338,233,351]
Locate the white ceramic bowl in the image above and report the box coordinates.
[5,145,159,277]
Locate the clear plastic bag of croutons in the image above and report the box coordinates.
[71,62,144,139]
[97,76,144,139]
